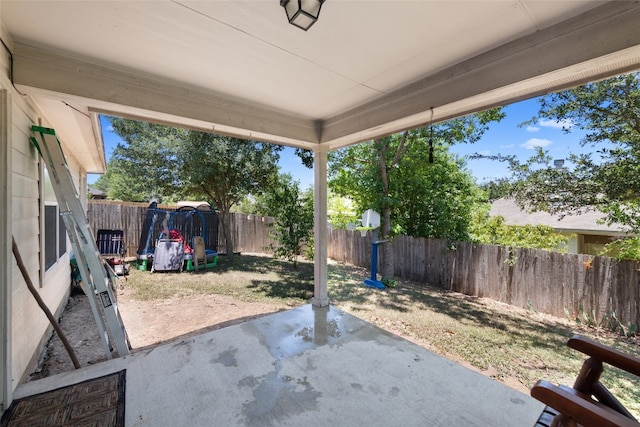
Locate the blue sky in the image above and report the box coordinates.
[90,97,587,188]
[452,97,586,184]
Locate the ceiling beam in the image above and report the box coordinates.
[13,43,321,146]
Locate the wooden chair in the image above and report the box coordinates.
[531,335,640,427]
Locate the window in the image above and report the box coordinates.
[43,167,67,270]
[582,234,610,256]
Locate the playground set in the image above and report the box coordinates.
[136,202,220,272]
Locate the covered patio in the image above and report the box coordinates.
[4,1,640,311]
[3,1,640,424]
[12,304,543,425]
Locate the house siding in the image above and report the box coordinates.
[6,90,75,391]
[1,90,11,414]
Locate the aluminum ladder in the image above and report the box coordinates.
[31,125,130,358]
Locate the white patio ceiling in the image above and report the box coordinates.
[3,1,640,173]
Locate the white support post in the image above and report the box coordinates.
[311,148,330,307]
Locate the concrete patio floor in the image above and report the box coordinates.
[13,304,544,426]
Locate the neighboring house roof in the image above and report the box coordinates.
[88,186,106,199]
[489,198,627,236]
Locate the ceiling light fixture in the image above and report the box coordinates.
[280,0,325,31]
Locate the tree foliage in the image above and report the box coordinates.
[506,73,640,234]
[479,178,512,202]
[256,174,314,268]
[329,109,505,279]
[469,205,569,252]
[178,131,282,215]
[327,193,357,229]
[101,116,284,259]
[100,119,185,202]
[600,236,640,260]
[92,159,148,202]
[392,145,483,240]
[330,110,505,237]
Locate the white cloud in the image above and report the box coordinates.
[526,125,540,132]
[477,150,491,156]
[499,144,515,149]
[521,138,552,149]
[539,118,573,130]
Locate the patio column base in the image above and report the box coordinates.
[311,296,330,307]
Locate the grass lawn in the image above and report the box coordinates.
[126,253,640,418]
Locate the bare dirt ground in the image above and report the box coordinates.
[30,278,533,395]
[29,283,285,381]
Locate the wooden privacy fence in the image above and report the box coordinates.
[87,201,160,256]
[88,201,639,326]
[224,213,276,254]
[87,200,276,256]
[328,228,640,327]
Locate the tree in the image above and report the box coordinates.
[93,158,157,202]
[599,236,640,260]
[256,174,314,268]
[231,197,259,214]
[178,132,283,260]
[392,144,483,240]
[506,72,640,233]
[330,109,505,280]
[469,208,569,252]
[327,192,357,229]
[105,118,186,202]
[479,178,512,202]
[102,117,284,260]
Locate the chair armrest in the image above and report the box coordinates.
[531,380,638,427]
[569,335,640,377]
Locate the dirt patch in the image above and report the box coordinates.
[118,290,284,350]
[28,281,286,381]
[30,291,106,380]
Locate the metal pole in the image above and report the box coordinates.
[364,229,385,289]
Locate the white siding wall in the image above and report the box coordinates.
[0,27,88,403]
[1,30,14,413]
[8,97,75,388]
[1,85,11,415]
